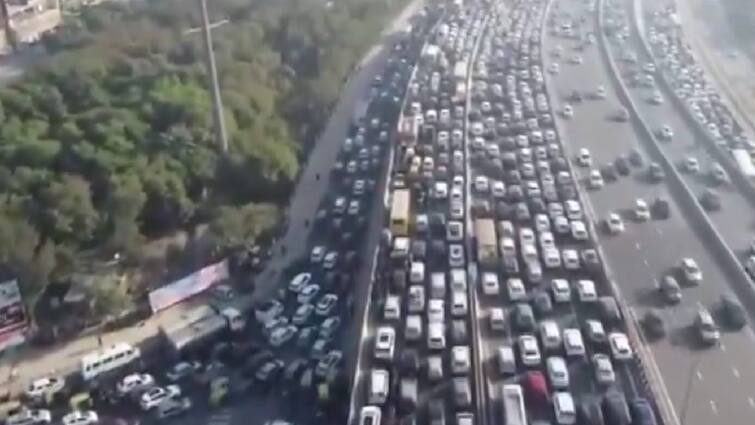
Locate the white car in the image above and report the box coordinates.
[635,199,650,221]
[577,148,592,167]
[571,221,588,240]
[658,125,673,140]
[518,335,541,366]
[594,85,606,99]
[428,299,445,323]
[297,284,321,304]
[288,272,312,293]
[507,278,527,301]
[117,373,155,395]
[310,246,326,263]
[490,308,506,331]
[166,361,202,382]
[650,91,664,104]
[562,104,574,118]
[451,291,468,317]
[563,328,586,357]
[140,385,181,410]
[269,325,297,347]
[593,354,616,385]
[681,258,703,284]
[474,176,490,193]
[606,213,624,234]
[608,332,633,361]
[543,248,562,269]
[551,279,571,303]
[546,357,570,389]
[62,411,98,425]
[481,272,500,295]
[447,221,464,241]
[6,410,52,425]
[685,156,700,173]
[451,346,471,375]
[535,214,551,233]
[374,326,396,361]
[576,280,597,302]
[562,249,580,270]
[450,201,465,219]
[25,377,65,399]
[323,251,339,269]
[492,181,506,198]
[589,169,603,189]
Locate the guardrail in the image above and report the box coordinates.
[625,0,755,322]
[629,0,755,211]
[599,0,755,423]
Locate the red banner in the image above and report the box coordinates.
[149,260,229,313]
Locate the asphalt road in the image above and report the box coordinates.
[544,0,755,423]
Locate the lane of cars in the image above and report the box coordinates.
[542,0,755,422]
[464,1,659,425]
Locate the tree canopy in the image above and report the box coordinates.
[0,0,407,305]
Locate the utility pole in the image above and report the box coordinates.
[197,0,229,153]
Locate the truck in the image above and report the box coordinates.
[475,219,498,269]
[501,384,527,425]
[160,305,245,354]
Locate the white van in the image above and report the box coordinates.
[427,323,446,350]
[430,272,447,299]
[497,346,517,375]
[410,262,425,284]
[368,369,389,405]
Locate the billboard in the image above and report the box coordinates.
[149,260,229,313]
[0,279,29,351]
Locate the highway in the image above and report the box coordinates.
[543,0,755,423]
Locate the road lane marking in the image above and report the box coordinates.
[643,259,649,266]
[732,367,740,378]
[720,343,726,352]
[748,397,754,408]
[655,227,663,235]
[710,400,718,414]
[696,370,704,381]
[635,242,641,250]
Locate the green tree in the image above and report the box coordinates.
[37,175,100,243]
[208,203,279,252]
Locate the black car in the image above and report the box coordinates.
[533,291,553,316]
[629,398,658,425]
[643,309,666,340]
[721,295,746,329]
[399,348,420,375]
[629,148,644,167]
[648,163,665,182]
[569,90,583,103]
[599,296,622,325]
[602,392,631,425]
[451,319,468,344]
[700,189,721,211]
[602,163,618,182]
[578,399,605,425]
[615,155,630,175]
[514,303,536,331]
[652,198,670,219]
[428,399,446,425]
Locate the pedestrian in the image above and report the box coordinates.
[315,173,321,181]
[304,219,310,228]
[97,335,103,347]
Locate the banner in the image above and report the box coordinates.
[0,279,28,351]
[149,260,229,313]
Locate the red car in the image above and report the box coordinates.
[522,371,549,408]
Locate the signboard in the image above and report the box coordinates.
[149,260,229,313]
[0,279,28,351]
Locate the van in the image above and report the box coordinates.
[497,346,516,375]
[368,369,389,405]
[410,262,425,284]
[430,272,447,299]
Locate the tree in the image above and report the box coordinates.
[37,175,100,243]
[208,203,279,253]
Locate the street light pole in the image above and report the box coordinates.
[197,0,229,153]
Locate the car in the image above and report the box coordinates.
[629,398,658,425]
[720,295,747,330]
[584,320,607,346]
[315,350,343,378]
[652,197,670,219]
[657,125,673,140]
[518,335,541,366]
[634,199,650,221]
[581,249,601,272]
[660,276,682,304]
[648,163,665,182]
[629,148,644,167]
[615,108,630,122]
[608,333,633,360]
[563,328,586,357]
[680,258,703,285]
[474,176,490,193]
[427,356,443,382]
[25,377,65,400]
[710,163,729,185]
[700,189,721,211]
[400,348,420,375]
[292,304,315,325]
[576,280,597,302]
[140,385,181,410]
[592,354,616,385]
[569,90,583,103]
[429,399,446,425]
[588,169,603,189]
[615,155,630,176]
[449,244,465,267]
[546,357,570,389]
[562,104,574,118]
[594,85,606,99]
[489,307,506,332]
[696,308,720,345]
[643,309,666,339]
[447,221,464,241]
[269,325,297,347]
[62,411,98,425]
[571,221,588,240]
[374,326,396,361]
[684,156,699,173]
[6,410,52,425]
[319,316,341,339]
[602,392,631,425]
[117,373,155,395]
[288,272,312,293]
[507,278,526,301]
[315,294,338,316]
[577,148,592,167]
[451,346,471,375]
[481,272,500,295]
[298,284,321,304]
[606,213,624,234]
[562,249,580,270]
[166,361,202,382]
[602,163,617,182]
[551,279,571,303]
[451,319,468,344]
[310,246,326,263]
[323,252,339,269]
[650,91,663,104]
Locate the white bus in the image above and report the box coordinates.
[81,343,141,381]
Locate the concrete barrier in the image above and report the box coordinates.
[630,0,755,211]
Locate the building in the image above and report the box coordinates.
[0,0,62,54]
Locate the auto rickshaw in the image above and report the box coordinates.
[209,376,229,407]
[69,392,93,410]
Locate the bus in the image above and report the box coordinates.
[81,342,141,381]
[475,218,498,269]
[390,189,411,237]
